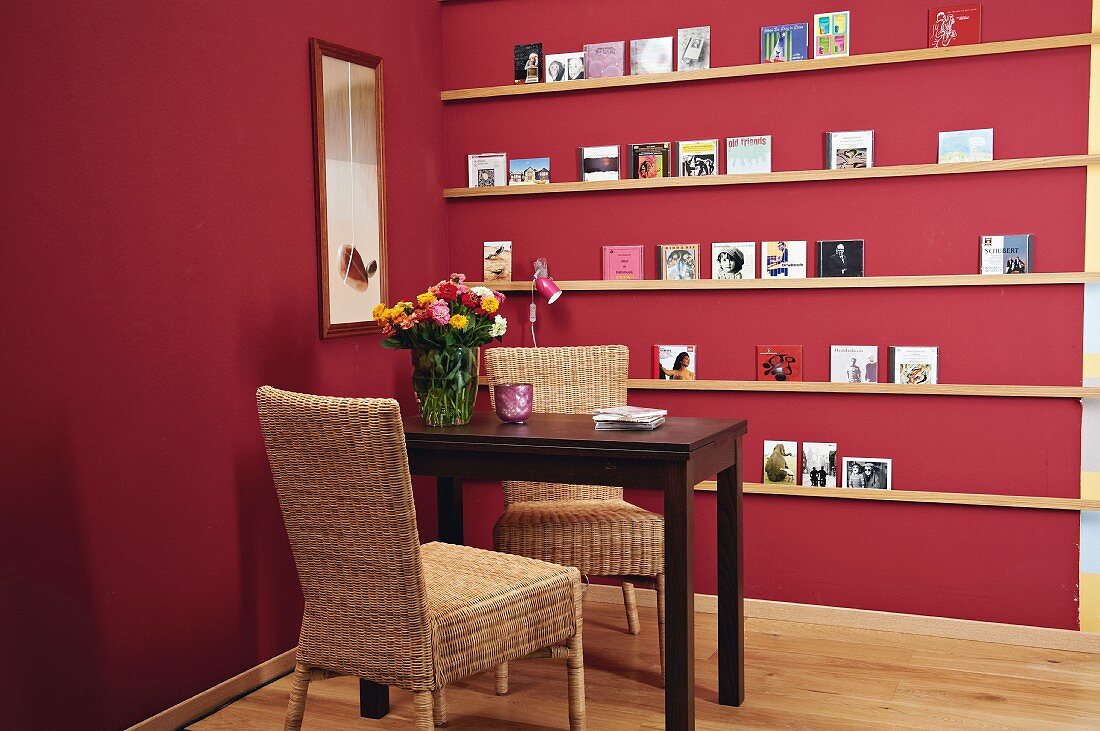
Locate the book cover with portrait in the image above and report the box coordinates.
[817,239,864,277]
[658,243,700,280]
[830,345,879,383]
[629,142,672,178]
[653,344,697,380]
[756,344,803,381]
[843,457,891,490]
[545,51,585,82]
[583,41,625,78]
[763,440,798,485]
[514,43,543,84]
[803,442,838,487]
[763,241,807,278]
[712,242,756,280]
[980,234,1032,274]
[889,346,939,384]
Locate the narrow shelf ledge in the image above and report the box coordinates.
[441,33,1100,102]
[444,155,1100,198]
[625,380,1098,398]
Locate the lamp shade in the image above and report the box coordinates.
[534,276,562,304]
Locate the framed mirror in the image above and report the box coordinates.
[310,38,387,338]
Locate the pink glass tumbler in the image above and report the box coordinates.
[493,383,533,423]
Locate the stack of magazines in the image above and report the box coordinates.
[593,405,668,431]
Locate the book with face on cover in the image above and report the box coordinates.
[756,345,803,382]
[844,457,891,489]
[677,26,711,70]
[763,241,807,278]
[830,345,879,383]
[825,130,874,169]
[803,442,838,486]
[764,440,798,485]
[658,243,699,280]
[546,52,586,82]
[514,43,543,84]
[483,241,512,282]
[678,139,719,176]
[817,240,864,277]
[980,234,1033,274]
[761,23,809,62]
[630,37,673,75]
[629,142,672,178]
[712,242,756,280]
[929,5,981,48]
[814,11,850,58]
[467,153,507,187]
[654,344,697,380]
[727,135,772,174]
[583,41,625,78]
[579,145,621,182]
[602,245,644,280]
[889,346,939,384]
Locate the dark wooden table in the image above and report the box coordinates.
[360,412,747,730]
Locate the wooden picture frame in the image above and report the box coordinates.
[310,38,388,338]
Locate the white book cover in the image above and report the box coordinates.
[678,139,719,176]
[545,51,586,82]
[580,145,621,182]
[762,241,807,278]
[890,346,939,384]
[825,130,874,169]
[980,234,1033,274]
[938,128,993,163]
[726,136,772,174]
[677,26,711,70]
[803,442,838,487]
[630,37,674,75]
[830,345,879,383]
[843,457,891,490]
[712,242,756,280]
[467,153,507,187]
[764,440,799,485]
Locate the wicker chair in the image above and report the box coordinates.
[256,386,586,730]
[484,345,665,684]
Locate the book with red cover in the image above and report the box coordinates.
[602,245,644,280]
[756,345,803,382]
[928,5,981,48]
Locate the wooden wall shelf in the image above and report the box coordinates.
[476,272,1100,293]
[626,379,1097,398]
[441,33,1100,102]
[444,155,1100,198]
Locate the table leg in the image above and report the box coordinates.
[437,476,464,545]
[359,679,389,718]
[663,462,694,730]
[717,437,745,706]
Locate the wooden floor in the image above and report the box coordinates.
[190,601,1100,730]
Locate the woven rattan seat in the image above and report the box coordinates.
[484,345,666,683]
[257,386,586,730]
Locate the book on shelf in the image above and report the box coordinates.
[763,240,807,279]
[630,36,673,75]
[483,241,512,282]
[761,23,809,62]
[678,139,719,176]
[843,457,891,489]
[467,153,508,187]
[653,344,697,380]
[546,51,585,82]
[814,10,851,58]
[727,135,772,174]
[980,234,1033,274]
[764,440,799,485]
[929,5,981,48]
[508,156,551,185]
[803,442,838,487]
[579,145,621,182]
[657,243,700,280]
[938,128,993,163]
[629,142,672,178]
[593,405,667,431]
[712,242,756,280]
[602,245,644,280]
[514,43,543,84]
[825,130,874,169]
[584,41,625,78]
[889,346,939,384]
[677,26,711,70]
[817,239,864,277]
[756,344,803,382]
[830,345,879,383]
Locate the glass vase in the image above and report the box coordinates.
[410,346,479,427]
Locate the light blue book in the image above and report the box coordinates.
[938,128,993,163]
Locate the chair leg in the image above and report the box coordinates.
[432,687,447,726]
[284,662,312,731]
[622,581,641,635]
[567,614,587,730]
[494,662,509,695]
[656,572,666,687]
[413,690,434,731]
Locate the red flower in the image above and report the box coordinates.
[461,292,480,309]
[436,282,458,300]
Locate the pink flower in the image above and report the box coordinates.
[429,300,450,325]
[451,273,467,283]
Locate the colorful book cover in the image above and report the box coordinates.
[583,41,625,78]
[761,23,809,62]
[980,234,1033,274]
[843,457,891,489]
[938,128,993,163]
[508,156,551,185]
[830,345,879,383]
[727,135,772,174]
[629,142,672,178]
[803,442,838,487]
[763,241,807,278]
[929,5,982,48]
[630,37,673,75]
[579,145,621,182]
[483,241,512,282]
[658,244,700,280]
[764,440,799,485]
[817,239,864,277]
[889,346,939,384]
[602,245,644,280]
[467,152,507,187]
[653,344,697,380]
[678,139,719,176]
[756,344,803,382]
[814,11,850,58]
[514,43,543,84]
[677,26,711,70]
[825,130,874,169]
[545,51,585,82]
[712,242,756,280]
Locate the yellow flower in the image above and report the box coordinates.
[372,303,388,320]
[449,314,468,330]
[416,291,436,306]
[480,296,499,314]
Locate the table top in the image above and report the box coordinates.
[403,412,747,454]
